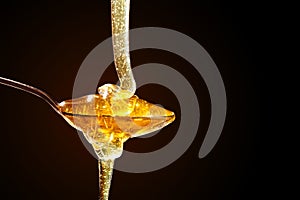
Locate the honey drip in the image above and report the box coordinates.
[111,0,135,97]
[98,160,114,200]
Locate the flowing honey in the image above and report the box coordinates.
[111,0,136,97]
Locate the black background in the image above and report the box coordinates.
[0,0,278,199]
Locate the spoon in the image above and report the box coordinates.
[0,76,175,199]
[0,76,62,116]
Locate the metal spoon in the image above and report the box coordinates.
[0,76,63,117]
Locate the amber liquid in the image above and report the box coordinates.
[59,84,175,160]
[111,0,136,97]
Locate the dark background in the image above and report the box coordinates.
[0,0,278,199]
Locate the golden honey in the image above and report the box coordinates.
[59,84,175,160]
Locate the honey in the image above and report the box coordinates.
[59,84,175,160]
[111,0,136,97]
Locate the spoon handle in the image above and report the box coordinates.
[0,76,61,114]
